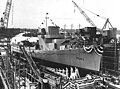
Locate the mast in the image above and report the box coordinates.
[45,13,48,32]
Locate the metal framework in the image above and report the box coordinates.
[72,0,96,27]
[3,0,12,28]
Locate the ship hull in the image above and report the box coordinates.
[31,48,101,71]
[32,56,99,77]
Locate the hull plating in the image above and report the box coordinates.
[31,48,101,71]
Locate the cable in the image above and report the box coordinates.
[81,7,107,20]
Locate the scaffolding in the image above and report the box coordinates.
[0,40,63,89]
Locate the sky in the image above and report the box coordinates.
[0,0,120,29]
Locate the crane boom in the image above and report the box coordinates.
[3,0,12,28]
[72,0,96,27]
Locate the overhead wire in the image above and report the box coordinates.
[82,7,107,20]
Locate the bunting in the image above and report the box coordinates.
[83,45,104,55]
[40,16,58,27]
[94,45,104,55]
[83,45,94,53]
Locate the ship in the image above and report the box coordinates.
[10,1,118,77]
[11,25,105,76]
[34,26,104,69]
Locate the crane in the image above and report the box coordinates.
[72,0,96,27]
[0,0,12,28]
[82,7,113,30]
